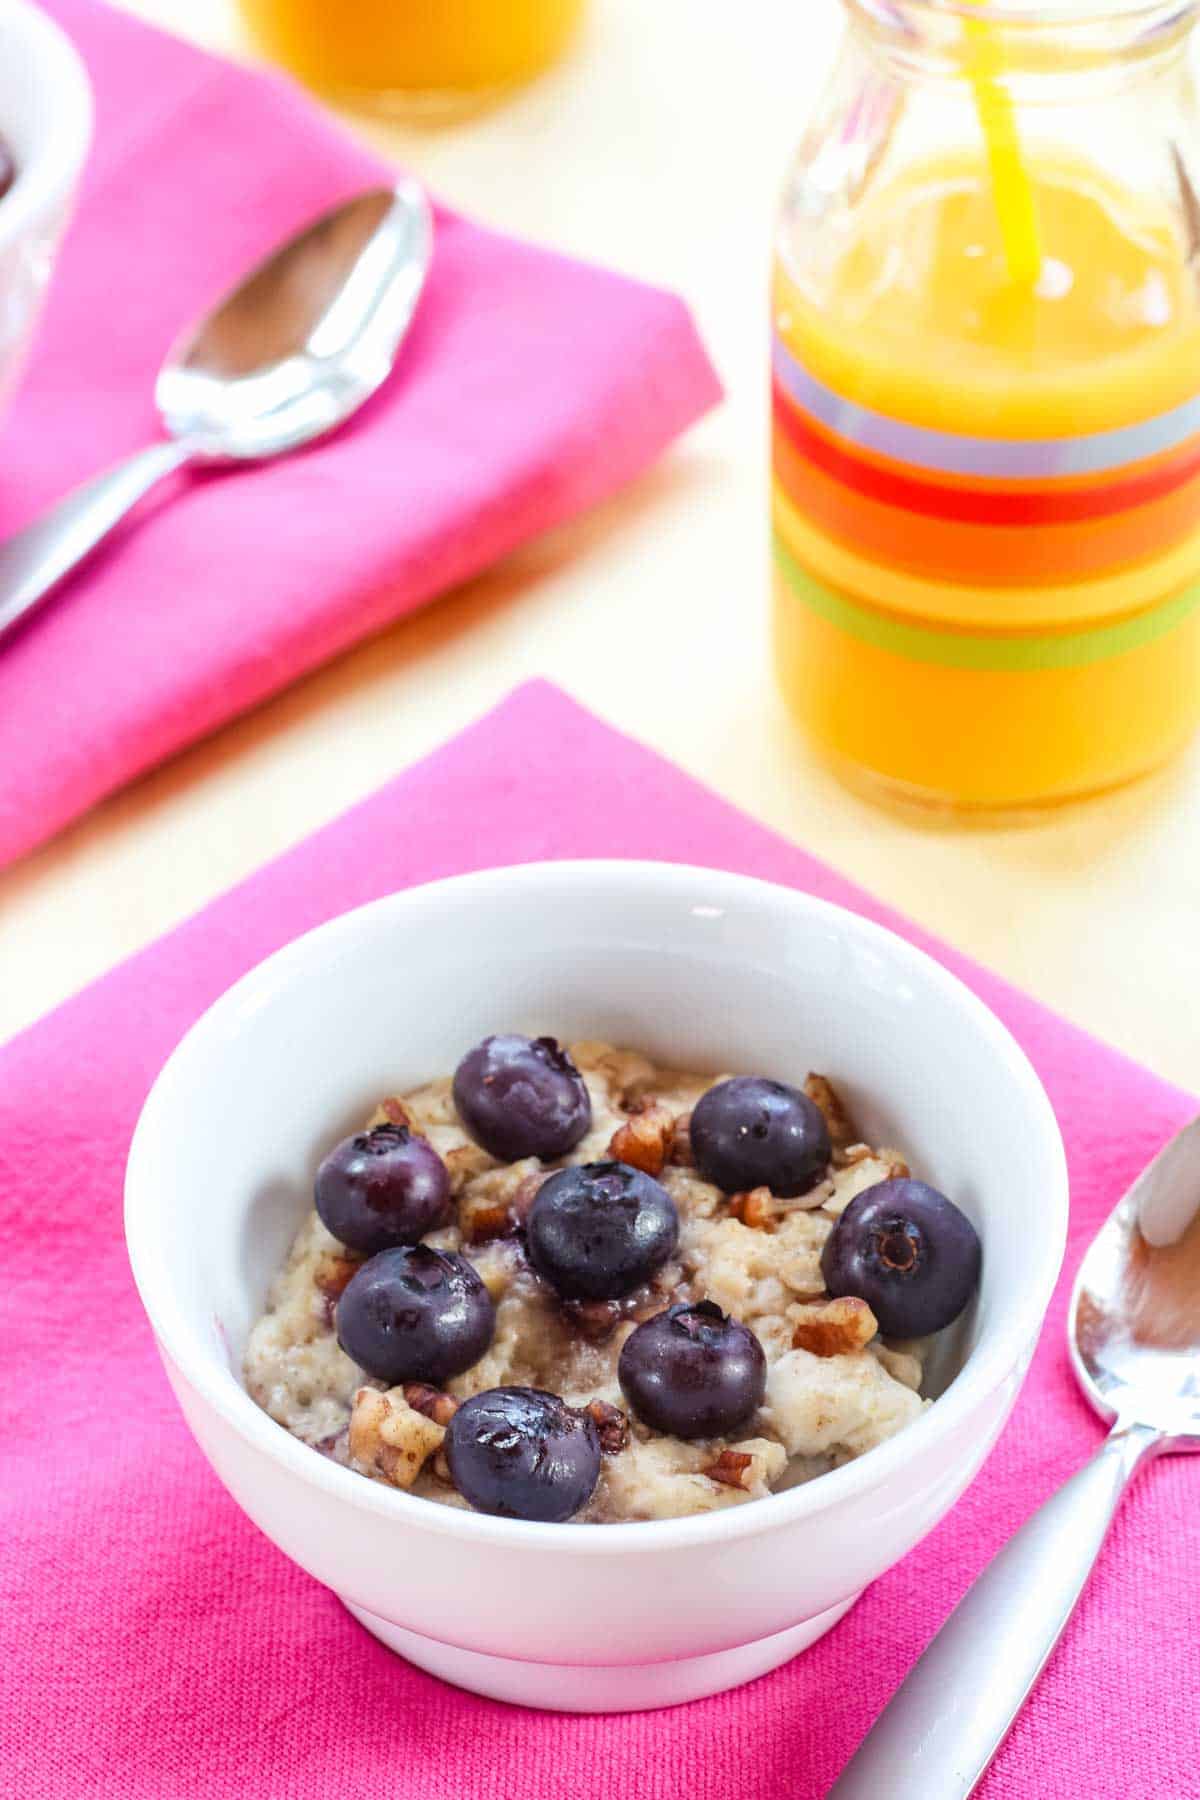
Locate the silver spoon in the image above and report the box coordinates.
[0,180,433,644]
[830,1117,1200,1799]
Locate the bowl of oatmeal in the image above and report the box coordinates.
[126,861,1067,1711]
[0,0,92,419]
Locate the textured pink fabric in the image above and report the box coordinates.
[0,0,719,871]
[2,682,1196,1799]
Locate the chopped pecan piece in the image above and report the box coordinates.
[462,1200,514,1244]
[348,1386,445,1490]
[314,1249,364,1322]
[791,1296,878,1357]
[670,1110,695,1167]
[730,1186,774,1231]
[564,1299,621,1343]
[702,1450,754,1490]
[444,1142,497,1195]
[380,1097,415,1129]
[459,1158,542,1240]
[804,1073,856,1150]
[608,1103,675,1177]
[402,1383,460,1427]
[585,1399,630,1455]
[510,1168,547,1224]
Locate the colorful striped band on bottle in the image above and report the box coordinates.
[772,522,1200,673]
[771,330,1200,588]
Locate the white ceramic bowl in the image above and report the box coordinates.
[125,862,1068,1712]
[0,0,92,414]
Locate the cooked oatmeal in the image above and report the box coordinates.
[243,1043,936,1522]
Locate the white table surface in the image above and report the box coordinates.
[3,0,1198,1099]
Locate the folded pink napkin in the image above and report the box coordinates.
[0,1,719,871]
[2,683,1194,1799]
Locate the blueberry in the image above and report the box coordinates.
[336,1244,494,1385]
[618,1301,766,1439]
[526,1161,679,1301]
[315,1124,451,1254]
[690,1076,831,1197]
[452,1034,591,1162]
[820,1178,981,1338]
[444,1387,601,1522]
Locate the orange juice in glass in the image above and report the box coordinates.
[772,0,1200,812]
[238,0,585,111]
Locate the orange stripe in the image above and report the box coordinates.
[771,382,1200,513]
[773,427,1200,586]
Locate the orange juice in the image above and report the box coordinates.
[238,0,584,104]
[772,149,1200,811]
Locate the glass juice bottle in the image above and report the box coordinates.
[772,0,1200,811]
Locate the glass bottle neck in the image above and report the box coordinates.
[846,0,1198,91]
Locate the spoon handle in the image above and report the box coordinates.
[0,439,194,643]
[827,1420,1161,1800]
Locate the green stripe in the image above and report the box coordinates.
[773,533,1200,672]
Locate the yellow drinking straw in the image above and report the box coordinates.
[962,0,1042,284]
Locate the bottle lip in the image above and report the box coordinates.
[853,0,1193,30]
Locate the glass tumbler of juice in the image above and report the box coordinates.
[771,0,1200,813]
[237,0,585,113]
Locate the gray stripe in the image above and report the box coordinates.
[772,335,1200,479]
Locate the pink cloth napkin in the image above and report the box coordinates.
[2,682,1195,1799]
[0,1,719,872]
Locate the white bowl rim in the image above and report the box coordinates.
[125,859,1069,1556]
[0,0,94,257]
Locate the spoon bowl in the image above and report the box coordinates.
[1070,1115,1200,1446]
[157,182,432,461]
[0,179,433,642]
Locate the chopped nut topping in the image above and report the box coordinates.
[607,1102,675,1177]
[402,1383,460,1427]
[585,1399,630,1455]
[430,1449,455,1487]
[791,1296,878,1357]
[462,1200,513,1244]
[703,1450,754,1489]
[510,1169,547,1224]
[349,1387,445,1490]
[444,1142,497,1195]
[458,1157,542,1240]
[804,1073,856,1150]
[729,1186,775,1231]
[314,1250,364,1322]
[564,1299,621,1343]
[314,1250,363,1299]
[670,1111,695,1167]
[364,1096,416,1131]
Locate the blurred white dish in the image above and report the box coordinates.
[125,861,1068,1712]
[0,0,91,416]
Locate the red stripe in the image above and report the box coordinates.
[771,385,1200,525]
